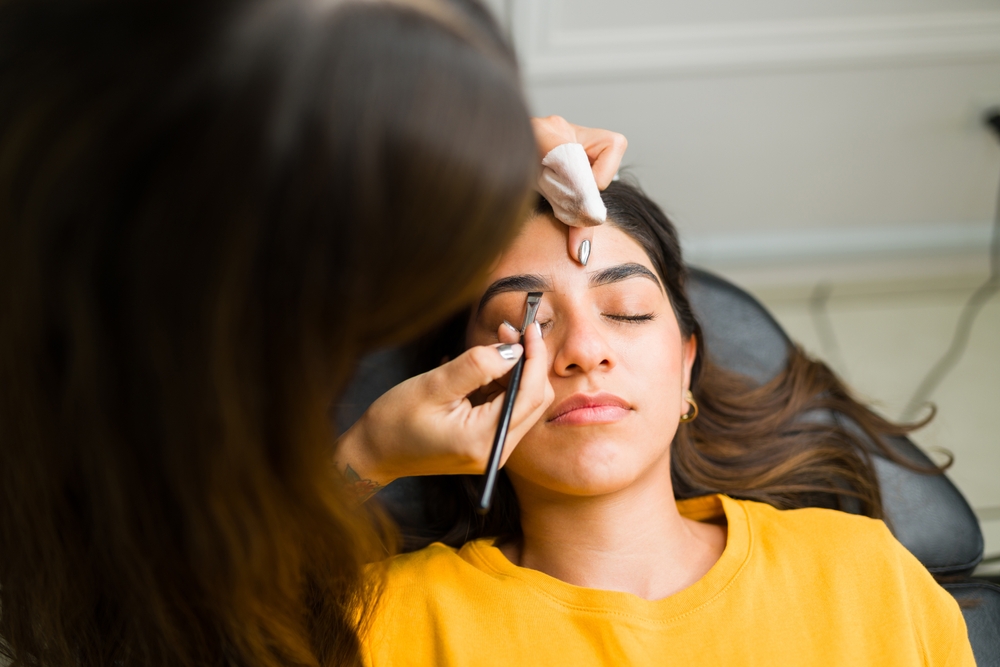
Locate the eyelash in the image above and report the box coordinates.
[605,313,656,324]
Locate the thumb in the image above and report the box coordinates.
[567,226,594,266]
[425,343,523,403]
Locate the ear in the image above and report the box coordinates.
[680,335,697,397]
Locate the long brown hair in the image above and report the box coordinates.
[0,1,535,665]
[405,181,936,550]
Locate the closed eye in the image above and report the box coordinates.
[532,313,655,335]
[605,313,656,323]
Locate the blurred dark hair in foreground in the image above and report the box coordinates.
[0,1,536,665]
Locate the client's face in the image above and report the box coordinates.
[467,213,696,498]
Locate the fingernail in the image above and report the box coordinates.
[533,322,542,336]
[577,239,591,266]
[497,344,522,361]
[502,320,518,333]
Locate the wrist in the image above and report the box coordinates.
[335,419,392,503]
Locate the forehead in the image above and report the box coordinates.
[487,213,654,282]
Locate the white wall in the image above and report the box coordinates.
[491,0,1000,567]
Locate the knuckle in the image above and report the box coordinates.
[422,370,445,396]
[466,347,493,379]
[458,442,484,466]
[541,115,572,135]
[525,389,546,412]
[544,386,556,408]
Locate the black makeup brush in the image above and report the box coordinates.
[477,291,543,513]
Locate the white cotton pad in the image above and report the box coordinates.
[537,143,607,227]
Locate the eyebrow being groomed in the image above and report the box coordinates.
[476,262,663,315]
[476,274,552,314]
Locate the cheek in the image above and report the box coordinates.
[619,320,687,399]
[620,348,685,444]
[620,331,680,371]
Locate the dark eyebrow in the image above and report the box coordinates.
[589,262,662,291]
[477,274,553,313]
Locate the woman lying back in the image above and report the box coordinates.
[358,182,974,666]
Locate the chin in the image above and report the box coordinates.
[507,434,660,497]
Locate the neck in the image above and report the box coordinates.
[502,457,726,601]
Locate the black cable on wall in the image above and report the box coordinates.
[900,109,1000,422]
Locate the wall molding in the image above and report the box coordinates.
[511,3,1000,82]
[682,220,993,267]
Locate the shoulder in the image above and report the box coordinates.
[371,540,497,606]
[377,541,470,589]
[730,497,973,665]
[729,496,943,604]
[733,496,900,563]
[362,541,503,664]
[362,545,466,638]
[735,495,884,533]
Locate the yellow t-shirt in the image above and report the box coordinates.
[362,494,974,666]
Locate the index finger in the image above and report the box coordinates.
[425,343,522,404]
[532,115,577,158]
[573,125,627,190]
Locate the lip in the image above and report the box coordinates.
[547,392,633,426]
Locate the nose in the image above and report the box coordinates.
[550,310,616,377]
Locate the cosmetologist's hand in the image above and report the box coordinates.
[334,321,552,501]
[532,116,627,263]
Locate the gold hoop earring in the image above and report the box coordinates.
[679,390,699,423]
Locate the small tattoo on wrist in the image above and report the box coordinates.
[340,464,382,503]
